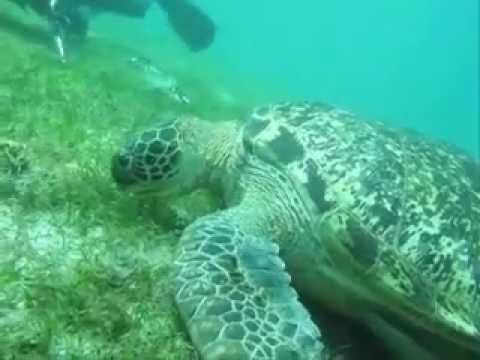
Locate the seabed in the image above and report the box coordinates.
[0,3,262,359]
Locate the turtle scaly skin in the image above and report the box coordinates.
[111,102,480,359]
[112,116,324,359]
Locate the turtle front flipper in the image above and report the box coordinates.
[174,212,325,360]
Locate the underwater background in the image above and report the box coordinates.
[92,0,479,157]
[0,0,478,359]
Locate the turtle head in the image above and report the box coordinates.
[111,115,207,196]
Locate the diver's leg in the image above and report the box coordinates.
[49,16,67,61]
[174,211,325,359]
[48,1,89,61]
[80,0,153,18]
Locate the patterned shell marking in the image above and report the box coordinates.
[242,101,480,341]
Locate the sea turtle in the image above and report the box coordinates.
[111,101,480,359]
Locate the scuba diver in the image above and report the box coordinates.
[8,0,216,61]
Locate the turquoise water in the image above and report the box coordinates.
[93,0,479,157]
[0,2,478,359]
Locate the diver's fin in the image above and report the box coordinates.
[156,0,216,52]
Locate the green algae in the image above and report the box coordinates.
[0,5,242,359]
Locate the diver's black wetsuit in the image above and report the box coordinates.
[8,0,216,59]
[9,0,91,44]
